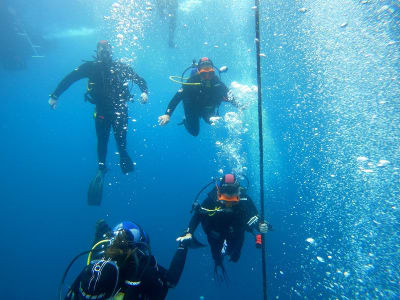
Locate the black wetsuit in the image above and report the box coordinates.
[188,188,261,265]
[65,224,187,300]
[51,60,148,171]
[164,74,236,136]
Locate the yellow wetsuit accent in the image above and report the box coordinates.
[200,206,222,216]
[169,75,201,86]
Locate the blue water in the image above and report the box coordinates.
[1,0,399,299]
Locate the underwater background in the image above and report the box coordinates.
[0,0,399,299]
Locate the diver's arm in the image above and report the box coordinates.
[165,89,184,116]
[128,68,148,94]
[124,260,169,300]
[187,211,202,235]
[245,196,269,233]
[158,89,185,125]
[219,81,240,109]
[225,92,241,109]
[51,62,92,99]
[186,195,214,234]
[166,246,188,289]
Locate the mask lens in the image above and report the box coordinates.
[218,193,239,202]
[198,67,214,80]
[98,46,112,60]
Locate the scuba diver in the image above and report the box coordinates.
[158,57,240,136]
[48,40,148,205]
[155,0,178,47]
[176,174,270,281]
[62,220,188,300]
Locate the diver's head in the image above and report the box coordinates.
[216,174,240,207]
[106,222,150,264]
[197,57,215,81]
[97,40,113,64]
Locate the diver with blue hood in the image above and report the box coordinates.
[158,57,241,136]
[48,40,149,206]
[61,220,188,300]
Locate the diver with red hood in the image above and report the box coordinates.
[48,40,148,205]
[176,174,271,282]
[158,57,241,136]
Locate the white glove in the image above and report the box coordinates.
[259,223,269,234]
[176,233,192,243]
[158,114,170,126]
[48,97,57,110]
[140,92,148,104]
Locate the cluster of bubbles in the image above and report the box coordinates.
[269,0,400,298]
[213,81,257,177]
[104,0,153,62]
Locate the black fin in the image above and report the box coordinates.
[120,154,134,174]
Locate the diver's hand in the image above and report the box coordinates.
[48,96,57,110]
[259,222,269,233]
[140,92,148,104]
[176,233,192,243]
[158,114,170,126]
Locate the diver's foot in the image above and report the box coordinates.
[99,162,107,173]
[120,154,134,174]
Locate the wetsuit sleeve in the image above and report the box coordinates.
[187,195,213,234]
[166,246,188,288]
[187,209,201,234]
[220,82,240,108]
[123,258,168,300]
[127,67,148,94]
[164,88,185,116]
[244,196,262,232]
[51,62,92,98]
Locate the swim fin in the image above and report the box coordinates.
[88,169,106,206]
[120,154,134,174]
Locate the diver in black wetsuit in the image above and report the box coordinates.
[64,220,188,300]
[158,57,240,136]
[156,0,178,48]
[49,40,148,175]
[176,174,270,281]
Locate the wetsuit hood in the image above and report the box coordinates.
[97,40,113,65]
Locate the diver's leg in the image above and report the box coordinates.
[226,230,245,262]
[112,112,133,173]
[183,102,200,136]
[166,244,188,288]
[207,231,225,265]
[201,106,217,125]
[95,115,111,170]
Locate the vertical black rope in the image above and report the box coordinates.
[254,0,267,299]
